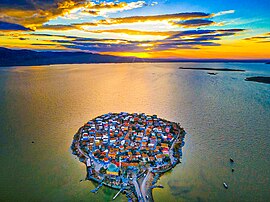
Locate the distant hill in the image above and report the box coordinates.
[0,47,147,67]
[0,47,268,67]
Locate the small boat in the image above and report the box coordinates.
[230,158,234,163]
[223,182,228,189]
[156,184,164,188]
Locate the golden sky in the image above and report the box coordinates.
[0,0,269,59]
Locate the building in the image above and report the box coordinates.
[106,163,119,176]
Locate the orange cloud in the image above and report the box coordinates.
[102,12,212,24]
[0,1,87,29]
[82,1,146,16]
[0,1,147,29]
[244,32,270,43]
[36,12,213,31]
[88,29,176,37]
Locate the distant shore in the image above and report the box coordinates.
[0,47,269,67]
[178,67,245,72]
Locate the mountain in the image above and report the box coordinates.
[0,47,268,67]
[0,47,146,67]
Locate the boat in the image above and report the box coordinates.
[223,182,228,189]
[230,158,234,163]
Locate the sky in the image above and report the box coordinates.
[0,0,269,59]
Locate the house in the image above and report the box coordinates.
[121,162,129,167]
[167,134,173,141]
[156,154,164,163]
[148,157,155,162]
[141,142,147,148]
[148,143,155,150]
[96,134,102,140]
[108,153,116,159]
[137,132,143,138]
[119,145,124,151]
[82,136,89,141]
[110,138,116,144]
[161,143,169,148]
[129,162,139,167]
[104,157,110,164]
[142,153,149,162]
[142,136,149,142]
[135,137,142,142]
[126,146,132,151]
[146,127,151,135]
[86,158,91,167]
[162,148,169,155]
[135,152,141,158]
[103,138,108,144]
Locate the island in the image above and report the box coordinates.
[178,67,245,72]
[245,76,270,84]
[207,72,218,75]
[71,112,186,201]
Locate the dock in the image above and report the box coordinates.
[113,188,123,200]
[90,183,103,193]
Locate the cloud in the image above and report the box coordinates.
[36,12,213,31]
[151,2,158,6]
[0,0,87,28]
[104,12,212,24]
[0,0,225,32]
[0,2,248,57]
[0,21,31,31]
[31,33,79,39]
[171,19,215,27]
[87,29,176,37]
[244,32,270,43]
[0,1,147,28]
[214,10,235,17]
[44,28,245,53]
[65,1,147,19]
[83,1,146,16]
[167,29,245,40]
[38,24,80,30]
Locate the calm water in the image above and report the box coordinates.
[0,63,270,202]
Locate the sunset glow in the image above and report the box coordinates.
[0,0,269,59]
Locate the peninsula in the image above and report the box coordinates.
[71,112,186,201]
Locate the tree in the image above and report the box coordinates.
[99,167,107,174]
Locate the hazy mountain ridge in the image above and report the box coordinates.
[0,47,146,67]
[0,47,268,67]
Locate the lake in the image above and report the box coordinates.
[0,63,270,202]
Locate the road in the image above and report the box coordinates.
[140,168,152,202]
[132,174,144,202]
[169,131,180,164]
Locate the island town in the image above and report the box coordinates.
[71,112,186,202]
